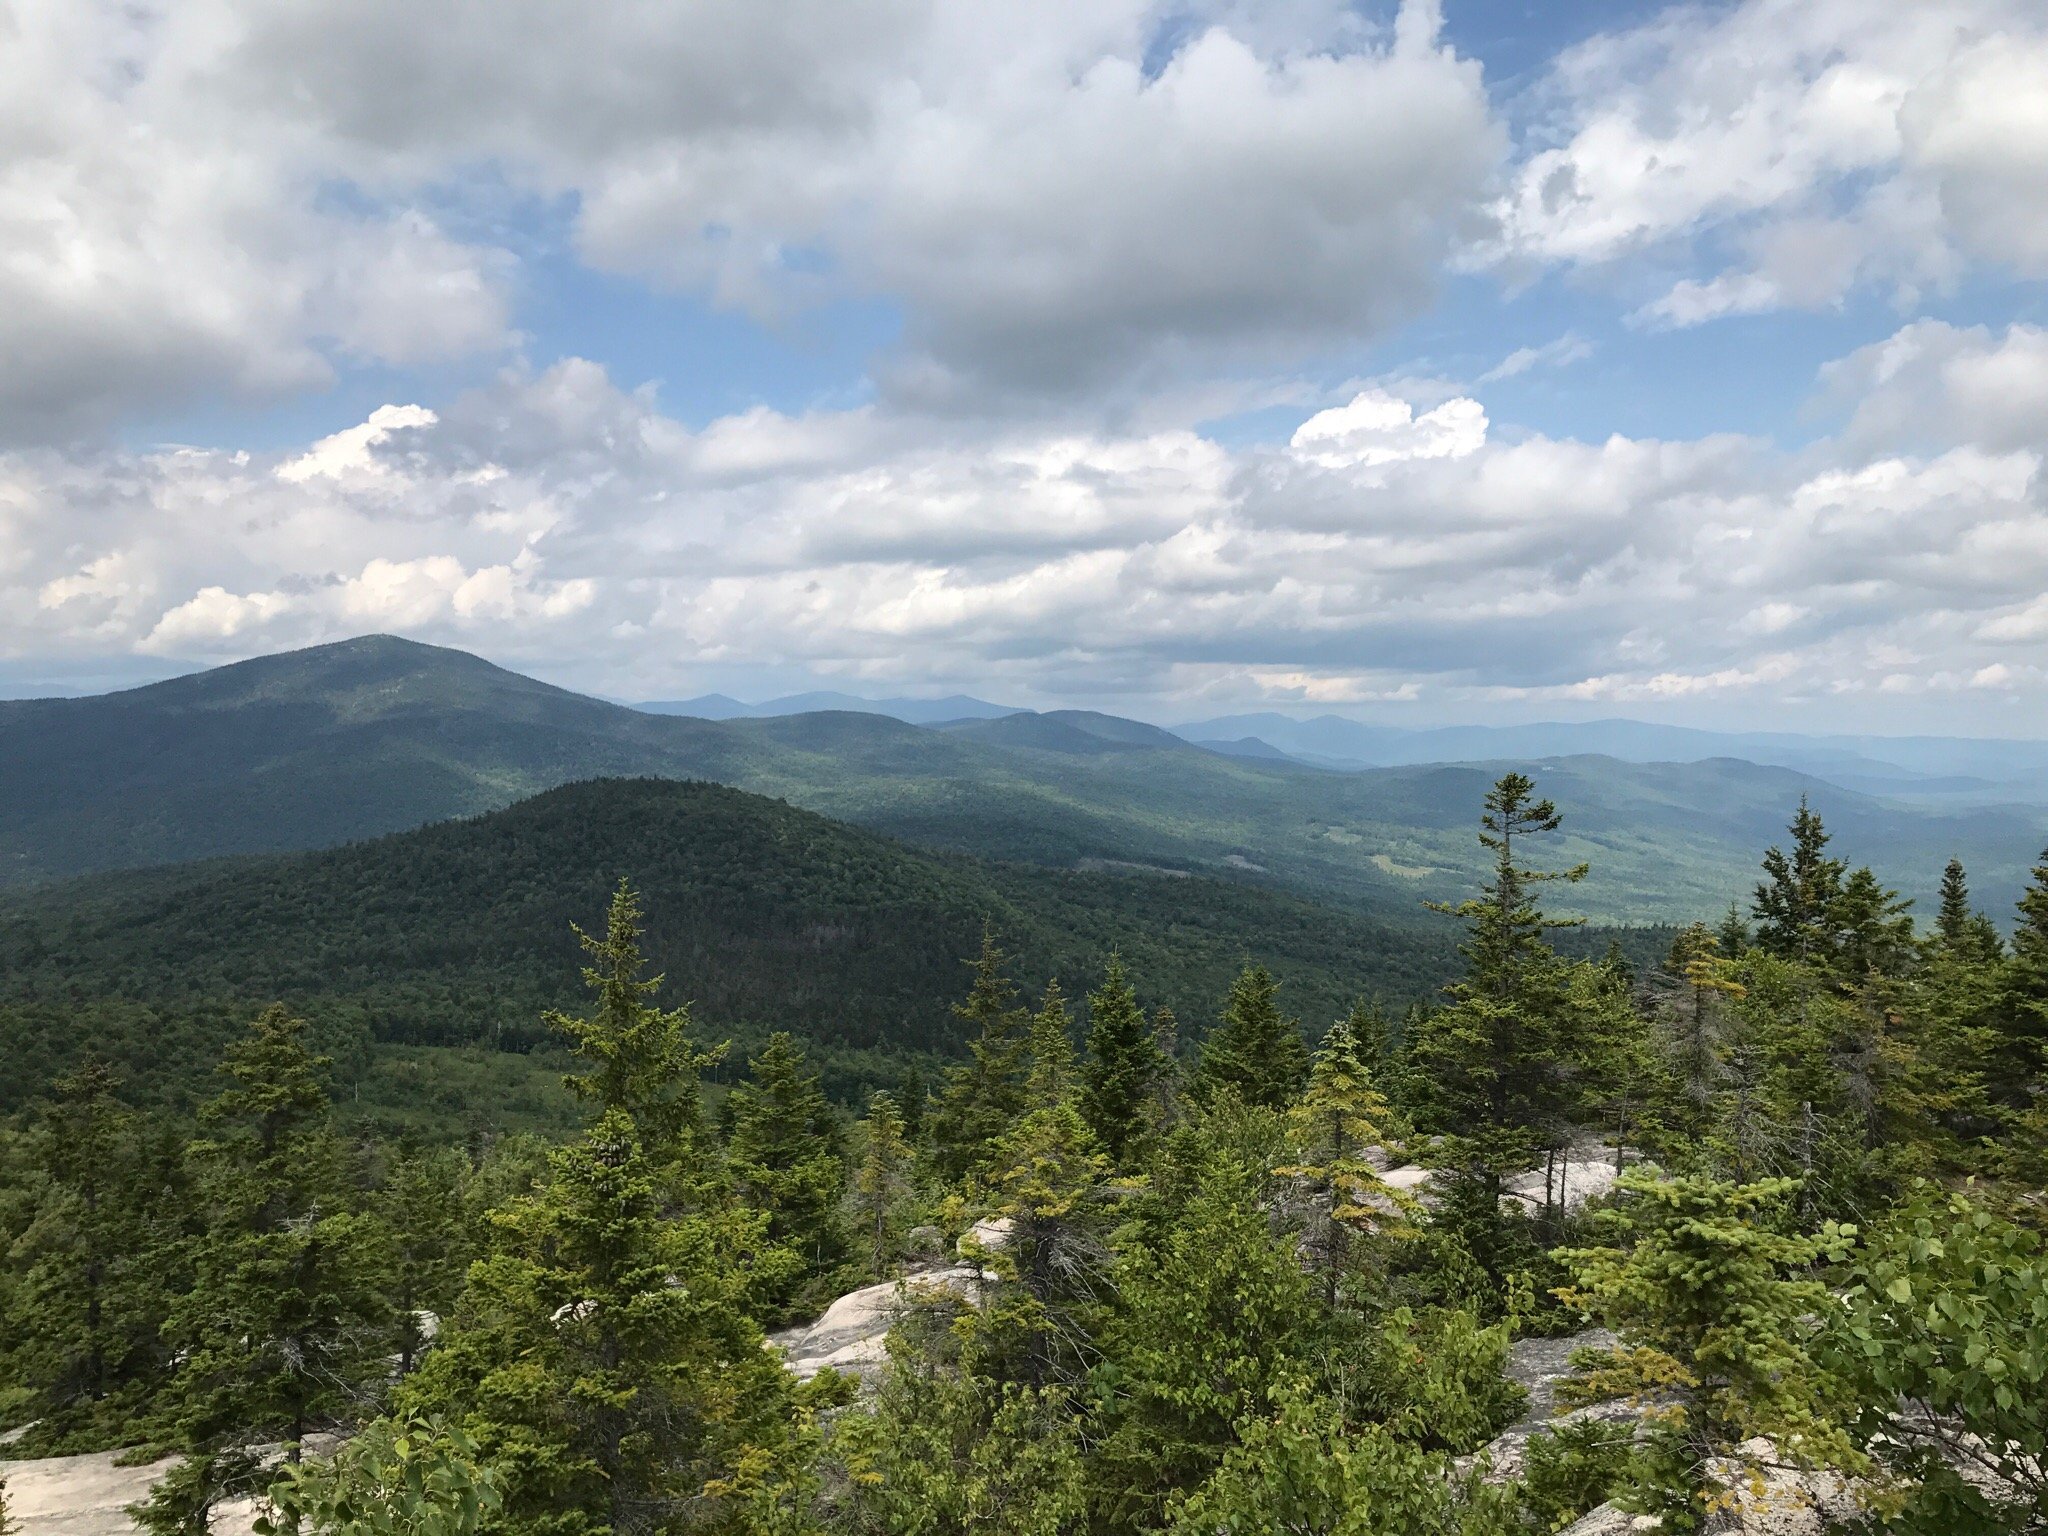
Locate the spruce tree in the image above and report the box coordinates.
[1025,979,1076,1105]
[1998,846,2048,1099]
[725,1033,848,1313]
[1079,957,1165,1165]
[850,1092,915,1277]
[976,1097,1113,1390]
[1342,997,1391,1077]
[405,891,803,1534]
[1555,1170,1861,1533]
[1404,772,1588,1214]
[6,1059,174,1450]
[1190,964,1307,1110]
[139,1007,388,1534]
[1937,858,1974,949]
[1274,1018,1403,1308]
[1149,1006,1183,1129]
[1752,798,1847,966]
[1655,924,1741,1142]
[547,879,722,1173]
[1714,903,1751,957]
[411,1110,799,1536]
[1833,865,1914,981]
[374,1148,471,1377]
[1093,1146,1313,1528]
[928,929,1033,1182]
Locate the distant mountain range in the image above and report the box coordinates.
[638,690,1021,724]
[5,635,2044,924]
[627,686,2048,805]
[1170,713,2048,805]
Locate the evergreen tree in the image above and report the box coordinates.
[1930,858,2004,968]
[1405,773,1588,1216]
[375,1148,471,1377]
[1273,1017,1403,1309]
[1079,957,1166,1165]
[1996,847,2048,1107]
[1093,1146,1312,1530]
[5,1060,175,1450]
[1555,1169,1861,1532]
[928,929,1033,1182]
[139,1007,388,1534]
[974,1096,1113,1390]
[547,880,722,1173]
[1190,964,1307,1110]
[849,1093,915,1277]
[895,1063,927,1146]
[1025,979,1076,1105]
[1149,1006,1183,1129]
[1936,858,1974,949]
[1833,865,1915,981]
[1654,924,1742,1143]
[725,1033,848,1313]
[1714,902,1751,958]
[1342,997,1391,1077]
[1752,798,1847,967]
[410,1110,800,1536]
[405,892,807,1534]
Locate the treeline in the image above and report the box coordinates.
[0,774,2043,1534]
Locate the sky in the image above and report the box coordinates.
[4,0,2048,731]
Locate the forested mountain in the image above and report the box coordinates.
[0,777,1522,1112]
[3,766,2041,1535]
[0,635,758,886]
[6,636,2043,924]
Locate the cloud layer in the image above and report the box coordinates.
[8,319,2044,723]
[3,0,2046,726]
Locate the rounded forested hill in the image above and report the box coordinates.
[0,778,1508,1108]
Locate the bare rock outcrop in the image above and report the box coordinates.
[766,1265,986,1383]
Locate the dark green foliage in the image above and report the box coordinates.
[1190,964,1308,1110]
[405,886,804,1535]
[550,881,723,1161]
[928,931,1035,1182]
[1512,1418,1641,1535]
[1753,798,1848,965]
[848,1093,915,1276]
[724,1034,848,1316]
[137,1007,390,1535]
[0,780,1472,1115]
[1554,1169,1861,1533]
[1752,799,1914,982]
[1092,1140,1313,1529]
[408,1109,799,1536]
[1405,773,1599,1254]
[1079,956,1166,1165]
[375,1149,472,1376]
[1997,846,2048,1098]
[2,1060,180,1451]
